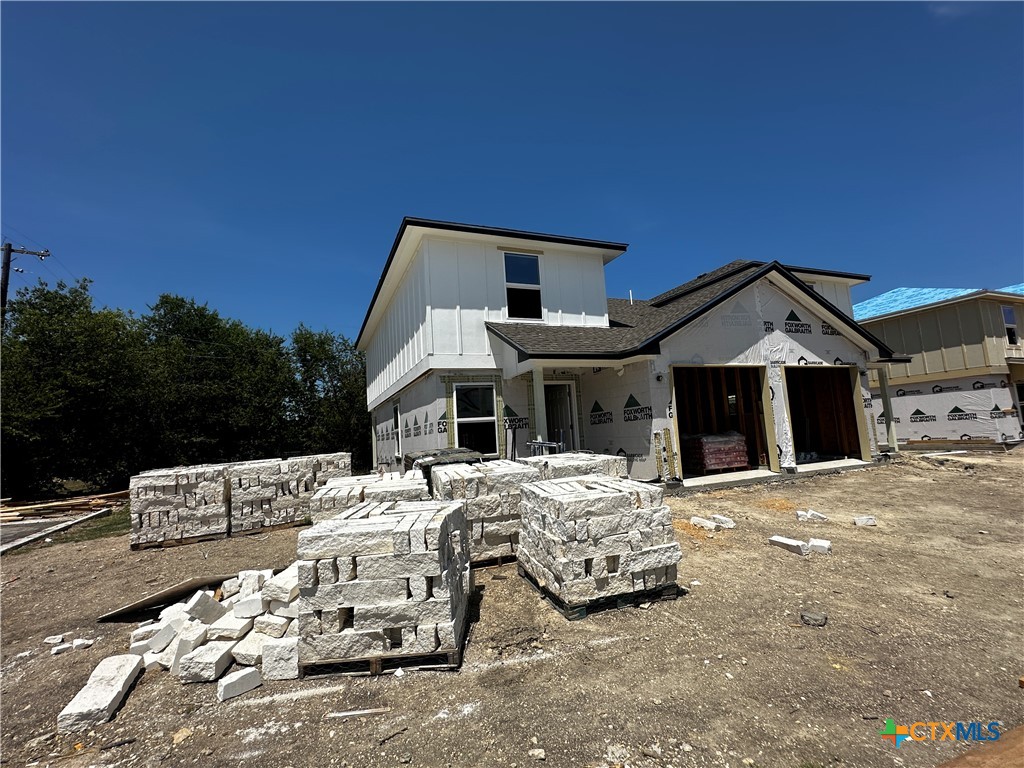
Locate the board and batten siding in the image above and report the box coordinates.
[862,296,1024,386]
[804,279,854,316]
[365,234,611,408]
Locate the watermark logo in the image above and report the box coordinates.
[879,718,1001,748]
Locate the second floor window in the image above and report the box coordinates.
[1003,305,1019,345]
[505,253,542,320]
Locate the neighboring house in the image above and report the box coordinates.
[854,284,1024,446]
[356,217,905,481]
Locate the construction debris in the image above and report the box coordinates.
[517,475,682,607]
[796,510,829,522]
[689,516,722,531]
[853,516,877,526]
[57,655,144,733]
[709,514,736,529]
[217,668,262,701]
[768,535,810,556]
[808,538,833,555]
[431,460,541,562]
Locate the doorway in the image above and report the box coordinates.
[544,383,577,451]
[672,366,770,473]
[784,366,862,462]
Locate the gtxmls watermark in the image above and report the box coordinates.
[880,718,1002,748]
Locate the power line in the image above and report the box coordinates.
[2,223,79,283]
[2,241,52,330]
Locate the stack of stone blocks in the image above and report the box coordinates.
[517,475,682,606]
[516,452,627,480]
[309,471,430,524]
[294,499,471,666]
[129,452,352,547]
[430,460,541,563]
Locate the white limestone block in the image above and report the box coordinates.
[269,599,299,619]
[808,538,832,554]
[232,630,270,666]
[853,516,877,526]
[208,613,254,640]
[51,643,73,656]
[768,535,810,556]
[262,563,300,603]
[57,654,144,732]
[177,640,236,682]
[217,667,262,701]
[72,638,94,650]
[262,637,299,680]
[710,515,736,529]
[689,516,722,531]
[221,577,241,598]
[44,634,64,645]
[170,623,208,675]
[233,593,268,619]
[254,614,291,639]
[183,590,228,624]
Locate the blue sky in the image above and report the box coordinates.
[3,2,1021,340]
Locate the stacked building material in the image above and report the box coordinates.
[681,432,748,474]
[294,500,471,667]
[130,452,353,548]
[516,452,627,481]
[309,472,429,523]
[129,465,231,547]
[517,475,682,609]
[431,460,541,563]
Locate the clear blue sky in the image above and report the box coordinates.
[3,2,1021,340]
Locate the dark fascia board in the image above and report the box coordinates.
[782,264,872,282]
[483,323,660,362]
[357,217,629,347]
[489,261,897,362]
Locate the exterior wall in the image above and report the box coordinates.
[578,362,658,480]
[803,279,855,316]
[862,296,1024,388]
[867,373,1022,444]
[370,369,533,468]
[656,281,875,470]
[365,234,612,409]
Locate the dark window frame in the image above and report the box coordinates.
[504,252,542,320]
[453,383,498,455]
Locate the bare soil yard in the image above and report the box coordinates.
[2,452,1022,768]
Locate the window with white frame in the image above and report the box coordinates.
[1002,305,1019,345]
[454,384,498,455]
[505,252,542,320]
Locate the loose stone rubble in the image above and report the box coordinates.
[129,452,352,547]
[295,500,471,665]
[517,475,682,605]
[431,460,541,562]
[57,655,143,733]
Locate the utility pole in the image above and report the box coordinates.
[1,241,51,331]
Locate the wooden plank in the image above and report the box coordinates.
[1,490,128,514]
[0,507,114,556]
[97,571,240,622]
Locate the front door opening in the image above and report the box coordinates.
[784,366,861,463]
[544,383,576,451]
[673,366,769,475]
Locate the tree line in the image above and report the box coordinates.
[1,279,371,500]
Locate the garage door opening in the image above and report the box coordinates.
[673,366,769,475]
[784,367,862,464]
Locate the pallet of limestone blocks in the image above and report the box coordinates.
[129,452,352,548]
[129,465,231,548]
[430,460,542,564]
[516,475,683,619]
[308,471,430,524]
[227,452,352,534]
[516,452,627,481]
[295,499,472,674]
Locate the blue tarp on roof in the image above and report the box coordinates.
[853,288,978,321]
[854,283,1024,321]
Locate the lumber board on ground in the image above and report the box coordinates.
[97,573,240,622]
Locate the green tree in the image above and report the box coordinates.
[290,325,370,470]
[1,279,148,497]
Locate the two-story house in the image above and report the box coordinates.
[854,284,1024,445]
[356,218,905,481]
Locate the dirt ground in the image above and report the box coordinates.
[2,451,1022,768]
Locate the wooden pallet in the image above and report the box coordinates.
[469,552,518,570]
[300,646,463,678]
[129,531,229,551]
[232,518,310,536]
[517,564,680,621]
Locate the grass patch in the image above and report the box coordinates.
[6,503,131,555]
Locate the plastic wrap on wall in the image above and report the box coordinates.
[871,374,1021,443]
